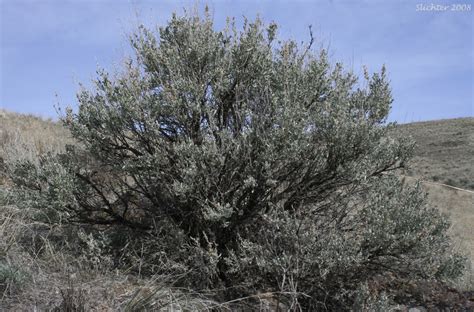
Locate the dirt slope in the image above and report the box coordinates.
[395,118,473,290]
[396,117,474,190]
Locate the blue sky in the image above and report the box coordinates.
[1,0,472,122]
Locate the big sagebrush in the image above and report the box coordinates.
[10,8,465,310]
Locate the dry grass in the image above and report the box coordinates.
[0,112,289,310]
[0,203,223,311]
[0,109,73,167]
[0,110,229,310]
[402,176,474,290]
[394,118,474,290]
[395,117,474,190]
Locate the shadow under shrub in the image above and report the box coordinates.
[8,8,466,310]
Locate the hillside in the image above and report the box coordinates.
[396,118,474,289]
[395,117,474,190]
[0,109,72,163]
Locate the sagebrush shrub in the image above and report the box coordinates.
[10,8,464,310]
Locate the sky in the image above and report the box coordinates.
[1,0,473,123]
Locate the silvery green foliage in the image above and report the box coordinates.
[10,153,79,223]
[226,175,464,309]
[10,9,464,309]
[352,283,400,312]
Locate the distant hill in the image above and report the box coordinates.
[394,118,473,289]
[0,109,71,185]
[395,118,474,191]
